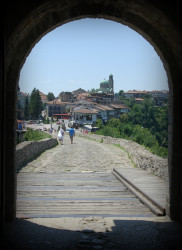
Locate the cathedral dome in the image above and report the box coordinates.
[100,79,108,85]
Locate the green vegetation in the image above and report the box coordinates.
[29,88,43,119]
[47,92,55,101]
[96,98,168,158]
[43,117,50,124]
[23,128,51,141]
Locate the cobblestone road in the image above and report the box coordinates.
[19,133,133,173]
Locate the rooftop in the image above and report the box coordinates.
[72,108,99,114]
[47,99,70,105]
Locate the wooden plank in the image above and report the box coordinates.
[16,172,154,218]
[113,168,167,216]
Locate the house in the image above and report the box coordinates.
[148,90,168,99]
[148,90,169,106]
[123,89,169,106]
[94,104,115,123]
[69,98,130,124]
[72,88,87,95]
[39,91,48,104]
[17,87,30,109]
[46,99,70,117]
[72,107,99,125]
[76,93,90,101]
[17,86,30,120]
[86,92,114,104]
[109,104,130,118]
[123,90,148,99]
[58,91,76,103]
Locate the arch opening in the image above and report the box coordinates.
[18,17,169,159]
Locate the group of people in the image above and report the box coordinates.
[57,120,75,145]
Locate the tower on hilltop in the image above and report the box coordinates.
[108,74,114,93]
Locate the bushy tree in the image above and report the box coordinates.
[132,125,157,148]
[118,90,124,99]
[120,123,133,137]
[47,92,55,101]
[96,119,103,129]
[97,126,120,138]
[29,88,43,119]
[108,118,121,128]
[23,128,51,141]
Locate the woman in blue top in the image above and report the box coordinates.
[69,125,75,144]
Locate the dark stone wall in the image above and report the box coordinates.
[1,0,182,224]
[16,138,58,171]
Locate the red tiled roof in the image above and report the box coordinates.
[77,93,90,99]
[47,99,70,105]
[124,90,148,94]
[135,98,144,101]
[72,108,99,114]
[109,104,129,109]
[95,104,114,111]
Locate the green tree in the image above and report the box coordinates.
[123,98,136,108]
[97,126,120,138]
[96,119,103,129]
[132,125,156,148]
[120,123,133,138]
[120,113,129,123]
[90,88,96,93]
[118,90,124,99]
[29,88,43,119]
[47,92,55,101]
[127,98,156,129]
[108,118,121,127]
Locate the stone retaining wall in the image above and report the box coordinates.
[77,132,168,181]
[16,138,58,171]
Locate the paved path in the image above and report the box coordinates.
[18,134,153,218]
[19,133,134,173]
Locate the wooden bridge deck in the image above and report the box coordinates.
[113,168,167,216]
[16,172,155,218]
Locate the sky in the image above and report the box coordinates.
[19,18,168,97]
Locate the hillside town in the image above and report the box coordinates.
[17,74,168,131]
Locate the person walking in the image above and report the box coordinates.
[58,126,65,145]
[61,120,66,131]
[49,125,53,134]
[69,125,75,144]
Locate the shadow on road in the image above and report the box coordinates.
[1,217,182,249]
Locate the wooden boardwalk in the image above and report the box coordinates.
[16,172,154,218]
[113,168,167,216]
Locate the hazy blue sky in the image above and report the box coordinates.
[19,18,168,97]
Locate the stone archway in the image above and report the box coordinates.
[3,0,182,222]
